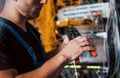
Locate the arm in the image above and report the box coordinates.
[0,36,95,78]
[0,53,67,78]
[16,54,67,78]
[46,38,68,60]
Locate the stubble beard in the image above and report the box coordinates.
[17,4,39,20]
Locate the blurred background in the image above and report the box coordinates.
[30,0,109,78]
[1,0,120,78]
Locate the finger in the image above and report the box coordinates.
[75,36,89,43]
[63,37,69,44]
[73,46,94,58]
[79,41,91,47]
[82,46,95,52]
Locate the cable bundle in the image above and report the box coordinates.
[106,0,120,78]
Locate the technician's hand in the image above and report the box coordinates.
[58,36,95,62]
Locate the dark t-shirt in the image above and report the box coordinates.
[0,17,46,74]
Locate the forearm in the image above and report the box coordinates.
[0,36,95,78]
[46,42,67,60]
[16,54,67,78]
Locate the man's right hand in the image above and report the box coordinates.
[58,36,95,62]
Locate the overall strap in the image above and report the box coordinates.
[0,21,45,69]
[27,26,46,60]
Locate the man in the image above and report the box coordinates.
[0,0,95,78]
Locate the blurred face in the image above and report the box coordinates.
[16,0,47,19]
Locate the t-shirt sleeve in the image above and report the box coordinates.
[0,50,16,70]
[0,27,16,70]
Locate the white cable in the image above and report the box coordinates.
[73,61,78,78]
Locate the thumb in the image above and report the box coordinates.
[63,37,70,44]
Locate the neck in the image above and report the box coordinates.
[0,1,27,32]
